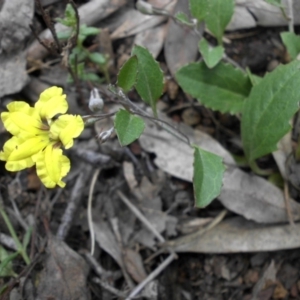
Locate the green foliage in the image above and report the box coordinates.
[117,56,138,92]
[246,68,263,86]
[89,52,107,65]
[198,38,224,68]
[190,0,234,43]
[56,5,107,83]
[281,32,300,60]
[193,146,225,207]
[175,12,195,26]
[56,4,76,27]
[114,109,145,146]
[242,60,300,163]
[0,247,17,277]
[176,62,252,114]
[189,0,209,21]
[131,45,164,116]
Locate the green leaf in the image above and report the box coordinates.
[264,0,283,7]
[56,4,76,27]
[0,247,18,277]
[79,24,100,37]
[198,38,224,68]
[117,56,138,92]
[205,0,234,44]
[281,32,300,60]
[83,73,104,83]
[246,68,263,86]
[242,60,300,162]
[175,12,194,26]
[189,0,209,21]
[22,226,32,250]
[114,109,145,146]
[131,45,164,116]
[56,30,72,40]
[193,146,225,208]
[89,52,107,65]
[176,62,252,114]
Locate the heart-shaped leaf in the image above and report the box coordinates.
[132,45,164,116]
[114,109,145,146]
[199,38,224,68]
[281,32,300,60]
[117,56,138,92]
[193,146,225,208]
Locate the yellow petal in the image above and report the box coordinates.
[35,86,68,120]
[50,115,84,149]
[1,101,45,137]
[35,144,70,188]
[0,137,36,171]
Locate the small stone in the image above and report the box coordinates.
[181,108,201,126]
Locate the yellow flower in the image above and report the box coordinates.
[0,86,84,188]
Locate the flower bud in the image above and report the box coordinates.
[89,88,104,112]
[97,127,114,144]
[136,0,154,15]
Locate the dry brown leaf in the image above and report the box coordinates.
[93,219,123,266]
[36,235,89,300]
[123,161,165,210]
[164,0,201,76]
[219,168,300,224]
[134,208,177,249]
[123,248,147,283]
[228,1,300,31]
[251,261,277,300]
[110,0,175,40]
[272,132,292,180]
[167,217,300,253]
[134,24,167,58]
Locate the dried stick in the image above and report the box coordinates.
[84,251,122,280]
[56,165,92,240]
[284,181,295,226]
[126,252,176,300]
[286,0,294,33]
[88,168,100,255]
[92,277,127,298]
[116,190,165,243]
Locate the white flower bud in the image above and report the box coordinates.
[89,88,104,112]
[136,0,154,15]
[97,127,114,144]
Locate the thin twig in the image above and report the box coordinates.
[34,0,61,53]
[126,253,176,300]
[88,168,100,255]
[69,0,80,50]
[30,187,43,260]
[56,165,92,240]
[165,209,227,249]
[286,0,294,33]
[29,24,54,54]
[92,277,128,298]
[284,181,295,226]
[83,251,122,280]
[116,190,165,243]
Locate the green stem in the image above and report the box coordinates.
[0,206,30,265]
